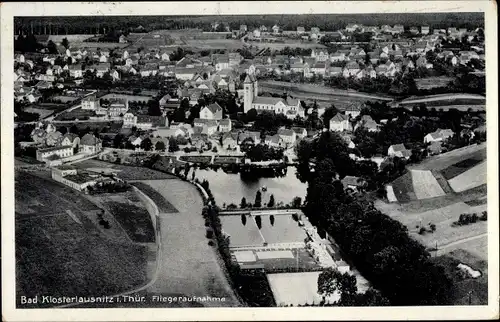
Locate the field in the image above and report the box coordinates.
[99,191,156,243]
[267,272,340,306]
[448,161,487,193]
[395,93,486,111]
[183,39,244,50]
[54,107,96,121]
[415,77,454,90]
[431,249,488,305]
[220,214,307,248]
[248,40,327,51]
[100,93,154,102]
[259,80,393,100]
[15,171,152,308]
[70,41,129,49]
[387,144,487,203]
[15,171,100,217]
[23,107,55,119]
[51,95,81,103]
[411,170,446,200]
[131,182,179,213]
[375,200,487,260]
[74,159,176,180]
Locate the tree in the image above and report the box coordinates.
[255,215,262,229]
[267,194,275,207]
[241,214,247,226]
[147,100,162,116]
[62,37,70,49]
[246,108,258,121]
[270,214,275,226]
[47,40,58,54]
[113,133,124,148]
[292,196,302,208]
[317,267,358,305]
[254,190,262,208]
[322,105,339,126]
[155,140,166,152]
[240,197,248,208]
[168,137,180,152]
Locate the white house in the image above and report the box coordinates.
[329,114,352,132]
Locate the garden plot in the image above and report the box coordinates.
[411,170,446,200]
[448,161,487,193]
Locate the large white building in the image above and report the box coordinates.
[243,74,304,119]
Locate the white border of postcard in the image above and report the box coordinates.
[2,1,498,321]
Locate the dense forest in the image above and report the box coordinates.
[15,13,483,35]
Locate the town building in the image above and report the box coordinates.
[36,145,74,162]
[243,73,304,119]
[80,133,103,154]
[200,103,223,120]
[329,113,352,132]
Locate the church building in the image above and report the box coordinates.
[243,73,305,119]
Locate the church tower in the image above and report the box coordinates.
[243,74,254,113]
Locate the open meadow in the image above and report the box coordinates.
[15,171,152,308]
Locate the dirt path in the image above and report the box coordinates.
[437,233,488,254]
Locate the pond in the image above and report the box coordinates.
[189,166,307,207]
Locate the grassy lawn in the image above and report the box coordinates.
[431,249,487,305]
[55,107,96,121]
[15,171,152,308]
[15,171,100,218]
[75,159,177,181]
[101,192,155,243]
[132,182,179,213]
[179,155,212,164]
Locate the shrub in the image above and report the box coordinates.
[208,240,215,246]
[418,227,427,235]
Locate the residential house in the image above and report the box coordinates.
[193,119,218,136]
[292,127,307,140]
[200,103,223,120]
[416,56,433,69]
[60,133,80,152]
[80,134,103,154]
[387,143,412,159]
[423,129,454,144]
[355,115,380,132]
[345,103,362,118]
[297,26,305,35]
[343,61,360,77]
[81,94,100,110]
[222,132,239,149]
[421,26,430,35]
[218,119,232,133]
[253,29,261,38]
[238,131,261,145]
[265,134,284,148]
[68,64,83,78]
[341,175,366,192]
[329,113,352,132]
[272,24,280,35]
[277,128,296,146]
